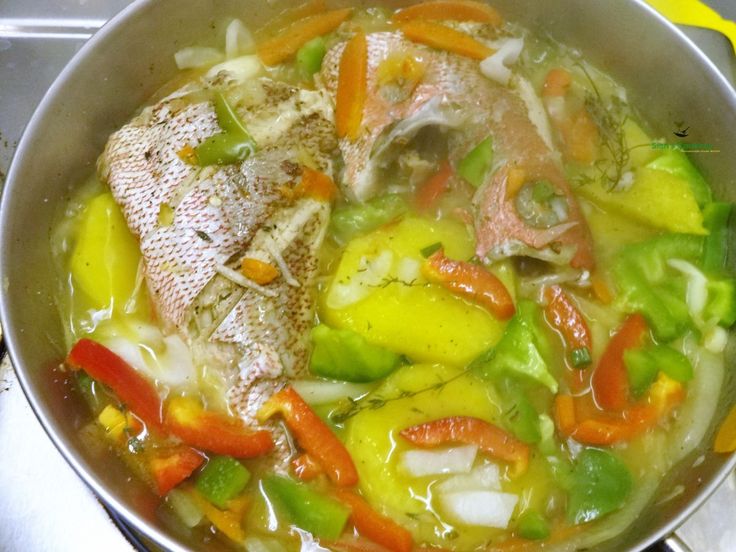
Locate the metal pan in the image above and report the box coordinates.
[1,1,735,550]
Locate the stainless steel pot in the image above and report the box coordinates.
[1,1,735,550]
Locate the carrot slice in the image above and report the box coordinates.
[400,416,530,476]
[400,20,493,60]
[149,446,204,496]
[295,166,339,201]
[591,314,648,411]
[542,68,572,97]
[415,161,453,212]
[258,387,359,486]
[336,30,368,140]
[393,0,503,25]
[241,258,279,285]
[335,490,414,552]
[554,394,577,437]
[257,8,352,66]
[423,249,515,320]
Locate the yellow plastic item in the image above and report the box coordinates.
[645,0,736,54]
[344,364,504,548]
[322,217,508,366]
[70,193,140,311]
[715,404,736,452]
[576,167,706,235]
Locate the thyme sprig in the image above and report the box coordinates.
[329,367,471,424]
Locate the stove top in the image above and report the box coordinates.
[1,2,736,551]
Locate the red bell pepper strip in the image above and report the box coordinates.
[423,249,515,320]
[555,374,685,446]
[544,285,592,355]
[149,446,205,496]
[335,489,414,552]
[591,314,648,411]
[400,416,530,476]
[415,161,453,212]
[165,396,274,458]
[258,386,358,486]
[67,338,163,431]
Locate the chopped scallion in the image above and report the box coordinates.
[570,347,592,368]
[420,242,443,258]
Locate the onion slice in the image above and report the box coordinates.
[174,47,224,70]
[400,445,478,477]
[440,490,518,528]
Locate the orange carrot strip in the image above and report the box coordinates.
[336,30,368,140]
[295,166,339,201]
[258,387,359,486]
[591,271,613,304]
[400,20,493,60]
[542,68,572,97]
[423,249,515,320]
[553,394,577,437]
[415,161,453,212]
[400,416,530,476]
[257,8,352,66]
[256,0,328,40]
[544,285,592,353]
[241,258,279,285]
[591,314,648,411]
[189,488,247,543]
[335,490,414,552]
[393,0,503,25]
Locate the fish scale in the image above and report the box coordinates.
[321,31,594,269]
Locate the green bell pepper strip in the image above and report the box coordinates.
[495,377,541,444]
[623,348,660,398]
[457,136,493,188]
[613,234,704,341]
[195,92,256,166]
[517,510,551,540]
[702,202,732,274]
[196,456,251,509]
[309,324,403,383]
[329,194,408,243]
[472,300,558,393]
[566,449,633,525]
[297,37,327,78]
[262,475,350,540]
[646,149,712,207]
[705,278,736,327]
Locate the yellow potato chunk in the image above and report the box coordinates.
[71,193,140,311]
[321,217,508,366]
[576,167,705,235]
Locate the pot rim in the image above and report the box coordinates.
[1,0,735,550]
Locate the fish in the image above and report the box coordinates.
[99,67,338,461]
[320,31,594,270]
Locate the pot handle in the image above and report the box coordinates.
[660,534,693,552]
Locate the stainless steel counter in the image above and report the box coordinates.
[1,1,736,551]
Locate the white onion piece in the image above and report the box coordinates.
[244,536,288,552]
[400,445,478,477]
[327,250,394,309]
[480,38,524,86]
[436,463,501,493]
[704,324,728,353]
[291,380,375,405]
[174,46,224,69]
[206,55,262,82]
[166,489,203,528]
[440,490,518,528]
[667,259,709,320]
[225,19,255,58]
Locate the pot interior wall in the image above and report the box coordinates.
[1,1,734,550]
